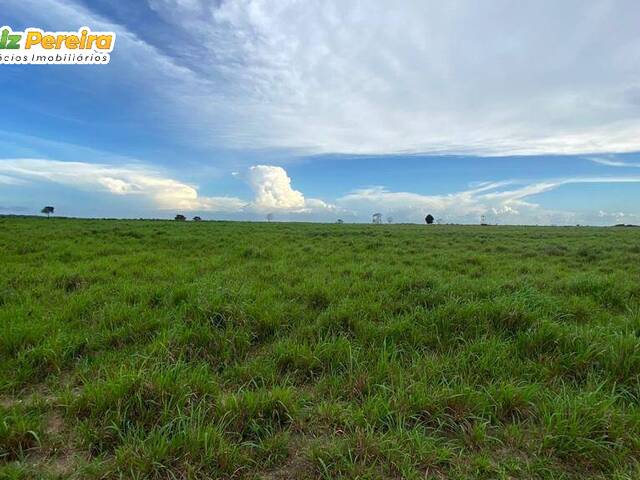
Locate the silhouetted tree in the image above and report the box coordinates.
[193,216,202,222]
[41,206,54,218]
[175,214,186,221]
[425,214,434,224]
[336,219,344,224]
[372,213,383,224]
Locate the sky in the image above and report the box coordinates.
[1,0,640,225]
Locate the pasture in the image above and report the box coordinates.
[1,217,640,479]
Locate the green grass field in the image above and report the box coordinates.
[1,217,640,479]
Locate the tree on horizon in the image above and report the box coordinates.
[41,206,54,218]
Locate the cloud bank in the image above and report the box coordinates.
[2,158,640,225]
[149,0,640,155]
[8,0,640,156]
[339,177,640,224]
[0,159,337,217]
[0,159,246,212]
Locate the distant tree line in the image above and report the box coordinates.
[175,215,204,222]
[369,212,437,224]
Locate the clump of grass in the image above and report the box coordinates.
[539,391,640,471]
[0,406,43,461]
[111,422,250,479]
[216,387,300,440]
[54,273,87,293]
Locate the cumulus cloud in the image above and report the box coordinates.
[594,210,640,225]
[0,159,246,212]
[246,165,335,213]
[0,159,337,216]
[1,158,639,224]
[337,177,640,224]
[247,165,305,211]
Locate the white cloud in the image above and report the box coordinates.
[0,159,337,216]
[588,157,640,168]
[1,158,639,224]
[4,0,238,149]
[0,159,246,212]
[337,177,640,224]
[247,165,305,211]
[595,209,640,225]
[0,174,24,185]
[141,0,640,155]
[9,0,640,156]
[6,0,205,88]
[246,165,336,213]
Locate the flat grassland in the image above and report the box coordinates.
[1,218,640,479]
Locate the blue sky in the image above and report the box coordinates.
[1,0,640,224]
